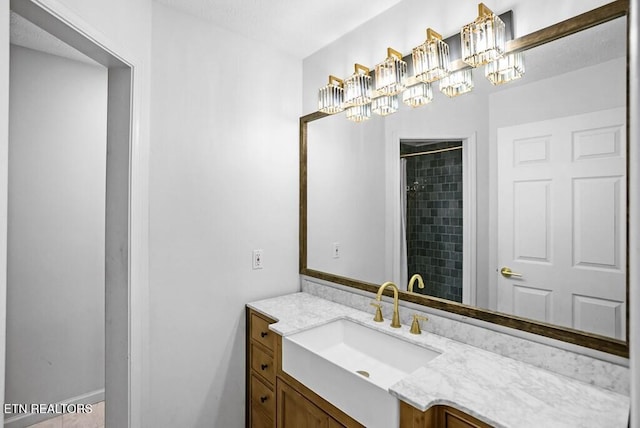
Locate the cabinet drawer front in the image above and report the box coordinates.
[251,375,275,420]
[251,313,275,351]
[251,342,275,385]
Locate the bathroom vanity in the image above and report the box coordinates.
[247,308,363,427]
[246,306,489,428]
[246,293,629,428]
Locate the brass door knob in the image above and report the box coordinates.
[500,267,523,278]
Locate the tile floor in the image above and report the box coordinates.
[26,401,104,428]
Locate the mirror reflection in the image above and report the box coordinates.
[306,16,627,340]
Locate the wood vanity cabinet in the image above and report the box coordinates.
[400,401,493,428]
[247,309,278,428]
[277,379,346,428]
[246,308,363,428]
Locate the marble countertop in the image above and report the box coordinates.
[248,292,630,428]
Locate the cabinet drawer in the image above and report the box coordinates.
[251,374,275,421]
[251,313,275,351]
[251,342,275,385]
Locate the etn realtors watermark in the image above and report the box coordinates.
[4,403,93,414]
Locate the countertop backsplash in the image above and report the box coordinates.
[301,277,630,396]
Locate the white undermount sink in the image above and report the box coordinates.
[281,318,441,428]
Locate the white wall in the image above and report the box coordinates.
[307,113,387,283]
[0,2,9,420]
[149,3,301,426]
[0,0,151,426]
[6,45,107,424]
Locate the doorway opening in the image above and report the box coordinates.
[395,136,476,306]
[3,2,134,427]
[401,141,464,302]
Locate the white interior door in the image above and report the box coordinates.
[497,108,626,339]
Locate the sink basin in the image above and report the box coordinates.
[282,318,441,428]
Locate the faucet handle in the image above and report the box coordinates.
[370,302,384,322]
[410,314,429,334]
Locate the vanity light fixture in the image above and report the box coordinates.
[318,75,345,114]
[372,94,399,116]
[402,82,433,108]
[344,63,372,107]
[485,51,525,85]
[412,28,451,83]
[345,104,372,122]
[374,47,407,96]
[319,5,519,121]
[461,3,506,67]
[439,69,474,97]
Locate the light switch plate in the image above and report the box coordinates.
[252,249,264,269]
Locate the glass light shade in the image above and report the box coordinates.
[375,48,407,96]
[485,52,525,85]
[439,69,474,97]
[344,64,372,107]
[318,76,344,114]
[412,29,451,83]
[372,95,399,116]
[461,3,506,67]
[346,104,371,122]
[402,83,433,108]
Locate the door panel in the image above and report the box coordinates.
[497,108,626,339]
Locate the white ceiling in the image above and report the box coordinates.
[10,1,404,63]
[10,1,625,72]
[154,0,404,59]
[10,11,100,66]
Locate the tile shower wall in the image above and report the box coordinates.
[402,142,463,302]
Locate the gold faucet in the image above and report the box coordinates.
[408,273,425,293]
[375,282,401,328]
[410,314,429,334]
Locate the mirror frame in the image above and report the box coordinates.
[300,0,630,357]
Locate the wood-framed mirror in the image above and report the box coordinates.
[300,0,629,357]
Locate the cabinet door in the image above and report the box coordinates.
[399,402,492,428]
[251,406,274,428]
[277,379,342,428]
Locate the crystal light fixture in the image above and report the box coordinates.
[374,48,407,96]
[439,69,474,97]
[402,82,433,108]
[344,63,372,107]
[318,75,345,114]
[412,28,451,83]
[346,104,371,122]
[485,52,525,85]
[372,94,399,116]
[461,3,506,67]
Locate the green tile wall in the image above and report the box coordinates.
[402,141,463,302]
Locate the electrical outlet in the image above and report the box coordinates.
[332,242,341,259]
[252,249,264,269]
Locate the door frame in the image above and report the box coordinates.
[388,132,477,305]
[0,1,148,427]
